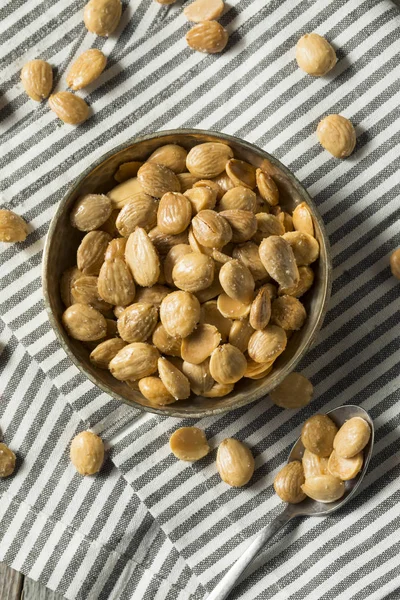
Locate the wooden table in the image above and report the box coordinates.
[0,563,64,600]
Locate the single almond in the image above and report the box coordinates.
[228,319,254,353]
[186,21,229,54]
[249,285,272,330]
[137,162,181,198]
[184,186,217,213]
[0,209,29,242]
[216,438,254,487]
[274,461,306,503]
[259,235,299,289]
[172,252,215,292]
[117,302,158,343]
[139,377,176,405]
[109,342,159,381]
[170,427,210,461]
[219,209,257,243]
[70,194,112,231]
[218,187,257,212]
[21,59,53,101]
[83,0,122,35]
[219,259,255,303]
[186,143,233,178]
[270,295,307,330]
[105,238,127,260]
[217,293,251,319]
[71,275,112,312]
[48,92,89,125]
[282,231,320,265]
[107,179,145,209]
[160,291,200,338]
[152,323,182,357]
[62,303,107,341]
[182,358,215,395]
[292,202,314,237]
[147,144,188,173]
[125,227,160,287]
[256,168,279,206]
[66,49,107,90]
[181,323,221,364]
[226,159,256,189]
[77,230,111,275]
[248,325,287,363]
[191,209,232,248]
[232,241,268,281]
[116,195,158,236]
[157,192,192,234]
[90,338,127,369]
[158,357,191,400]
[164,244,192,285]
[209,343,247,384]
[98,258,136,306]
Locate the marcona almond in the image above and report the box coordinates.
[48,92,89,125]
[21,59,53,101]
[125,227,160,287]
[147,144,187,173]
[0,209,28,242]
[158,357,191,400]
[259,235,299,289]
[232,242,268,281]
[292,202,314,237]
[135,284,170,307]
[226,159,256,189]
[160,291,200,338]
[184,0,224,22]
[70,431,104,476]
[317,114,356,158]
[282,231,319,266]
[302,449,329,479]
[67,49,107,90]
[157,192,192,234]
[248,325,287,363]
[186,20,229,54]
[170,427,210,461]
[211,171,235,197]
[184,186,217,214]
[186,143,233,178]
[137,162,181,198]
[244,357,274,379]
[301,415,338,457]
[217,293,251,319]
[60,266,82,307]
[114,161,143,183]
[301,475,345,503]
[138,377,176,405]
[152,323,182,357]
[0,443,16,478]
[218,187,257,212]
[83,0,122,35]
[90,338,126,369]
[181,323,221,364]
[97,258,136,306]
[274,461,306,503]
[271,295,307,331]
[71,275,111,312]
[279,265,314,298]
[100,209,120,237]
[253,212,285,243]
[191,209,232,249]
[216,438,254,487]
[117,302,158,343]
[177,172,200,192]
[116,196,158,236]
[219,210,257,243]
[219,259,255,303]
[188,225,213,255]
[182,358,215,395]
[164,244,192,285]
[256,168,279,206]
[270,372,313,409]
[109,342,159,380]
[200,299,231,341]
[105,238,127,260]
[62,303,107,341]
[209,344,247,384]
[390,248,400,279]
[193,179,220,199]
[148,226,189,255]
[202,382,233,397]
[70,194,112,231]
[77,230,111,275]
[172,252,214,292]
[249,285,272,330]
[277,211,294,233]
[328,450,363,481]
[107,179,145,209]
[333,417,371,458]
[296,33,337,77]
[228,319,254,353]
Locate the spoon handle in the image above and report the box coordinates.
[206,510,293,600]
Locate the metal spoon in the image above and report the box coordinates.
[207,404,374,600]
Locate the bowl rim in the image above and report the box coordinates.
[42,128,332,418]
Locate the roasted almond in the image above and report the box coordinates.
[105,238,127,260]
[90,338,126,369]
[62,303,107,341]
[172,252,214,292]
[270,295,307,330]
[152,323,182,357]
[77,230,111,275]
[217,293,251,319]
[83,0,122,35]
[125,227,160,287]
[218,187,257,212]
[148,226,189,255]
[270,372,313,409]
[71,275,112,312]
[216,438,254,487]
[109,342,159,381]
[170,427,210,461]
[184,186,217,213]
[200,299,232,341]
[219,209,257,243]
[274,461,306,503]
[147,144,187,174]
[328,450,363,481]
[226,159,256,189]
[219,259,255,303]
[282,231,319,265]
[67,49,107,90]
[256,168,279,206]
[158,357,191,400]
[177,172,200,192]
[48,92,89,125]
[116,195,158,236]
[259,235,299,289]
[0,209,29,242]
[232,241,268,281]
[21,59,53,101]
[181,323,221,364]
[107,179,145,209]
[186,143,233,178]
[186,21,229,54]
[98,258,136,306]
[160,291,200,338]
[244,357,274,379]
[279,265,314,298]
[333,417,371,459]
[301,415,338,457]
[209,343,247,384]
[301,475,345,503]
[249,285,272,330]
[292,202,314,237]
[248,325,287,363]
[138,377,176,405]
[117,302,158,343]
[157,192,192,234]
[184,0,224,22]
[135,284,170,307]
[182,358,215,395]
[137,162,181,198]
[317,114,355,158]
[228,318,254,353]
[202,382,233,397]
[164,244,192,285]
[70,194,112,231]
[253,212,285,243]
[191,209,232,248]
[302,449,329,479]
[114,161,143,183]
[0,443,16,478]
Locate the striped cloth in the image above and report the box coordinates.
[1,0,400,598]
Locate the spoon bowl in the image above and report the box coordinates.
[207,404,374,600]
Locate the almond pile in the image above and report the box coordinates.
[61,141,320,406]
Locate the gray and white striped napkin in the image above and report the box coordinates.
[1,0,400,598]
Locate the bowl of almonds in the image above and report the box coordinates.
[42,130,331,417]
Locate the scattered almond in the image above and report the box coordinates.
[48,92,89,125]
[67,49,107,90]
[21,59,53,101]
[0,209,28,243]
